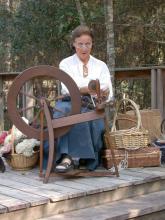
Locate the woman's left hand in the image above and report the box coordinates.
[100,88,109,99]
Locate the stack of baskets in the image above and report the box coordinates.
[102,98,161,169]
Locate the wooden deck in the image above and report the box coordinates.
[0,164,165,220]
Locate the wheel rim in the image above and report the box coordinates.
[7,65,81,139]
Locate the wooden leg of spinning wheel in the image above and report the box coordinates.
[105,134,119,177]
[104,108,119,177]
[44,131,54,183]
[39,110,44,178]
[42,99,55,183]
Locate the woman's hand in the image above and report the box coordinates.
[80,86,95,95]
[100,88,109,100]
[80,86,109,100]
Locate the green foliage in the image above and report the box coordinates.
[0,0,104,71]
[1,0,165,109]
[0,0,165,71]
[10,0,80,70]
[114,0,165,67]
[115,79,151,109]
[0,2,13,71]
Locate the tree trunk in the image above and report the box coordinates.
[75,0,86,25]
[5,0,13,72]
[104,0,115,84]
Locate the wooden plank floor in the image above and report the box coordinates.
[0,164,165,219]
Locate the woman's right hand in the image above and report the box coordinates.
[80,86,96,95]
[100,88,109,100]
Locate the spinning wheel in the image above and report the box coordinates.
[7,65,119,183]
[7,65,81,139]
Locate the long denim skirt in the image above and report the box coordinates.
[43,100,104,170]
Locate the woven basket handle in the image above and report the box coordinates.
[111,98,142,132]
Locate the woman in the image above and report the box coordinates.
[44,25,113,172]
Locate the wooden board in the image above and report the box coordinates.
[0,165,164,218]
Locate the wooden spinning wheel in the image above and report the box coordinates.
[7,65,81,139]
[7,65,119,183]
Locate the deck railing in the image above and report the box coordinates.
[115,66,165,119]
[0,66,165,130]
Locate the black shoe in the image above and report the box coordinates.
[55,155,74,173]
[0,157,5,173]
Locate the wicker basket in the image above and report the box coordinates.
[6,125,39,170]
[106,98,149,149]
[117,109,161,142]
[102,147,161,169]
[6,151,39,171]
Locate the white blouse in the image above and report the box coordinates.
[59,53,113,100]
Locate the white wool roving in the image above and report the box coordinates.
[13,117,29,141]
[15,139,40,157]
[12,125,27,141]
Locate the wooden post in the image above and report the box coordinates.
[157,69,164,118]
[162,69,165,119]
[151,68,165,119]
[0,76,4,131]
[151,68,157,109]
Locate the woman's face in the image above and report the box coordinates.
[73,34,92,63]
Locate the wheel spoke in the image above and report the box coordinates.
[53,106,65,114]
[29,109,42,127]
[20,91,40,102]
[34,78,43,97]
[18,105,36,113]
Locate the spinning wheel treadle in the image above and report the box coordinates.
[7,65,119,183]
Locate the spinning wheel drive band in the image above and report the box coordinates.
[7,65,81,140]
